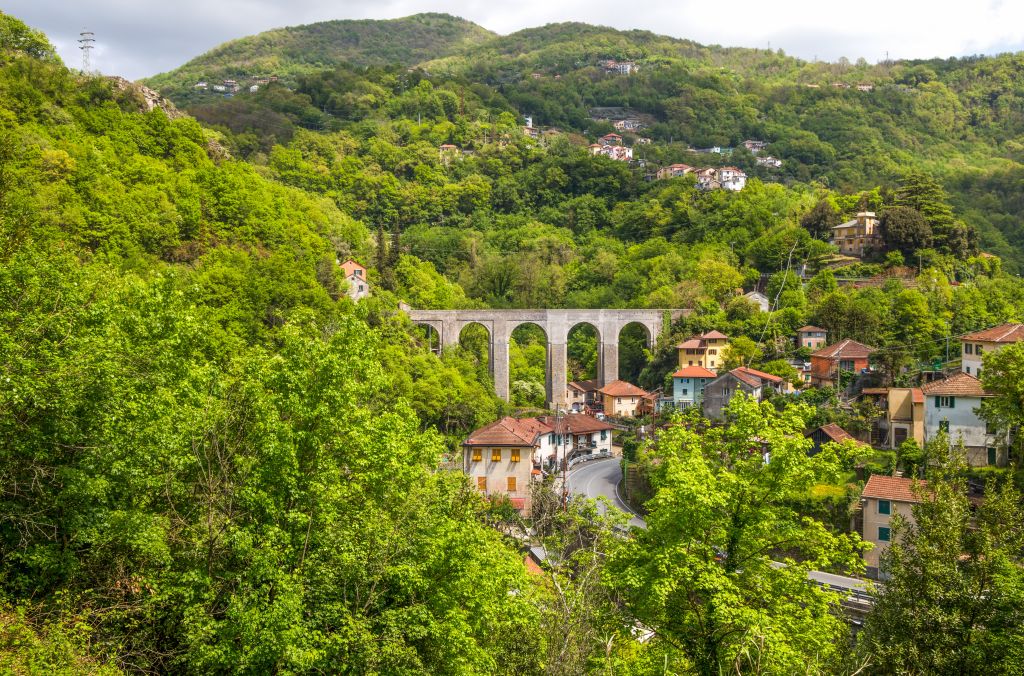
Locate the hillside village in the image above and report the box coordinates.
[9,8,1024,673]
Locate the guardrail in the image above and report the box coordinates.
[567,450,613,469]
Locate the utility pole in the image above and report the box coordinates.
[78,30,95,73]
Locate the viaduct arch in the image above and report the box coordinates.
[407,309,689,408]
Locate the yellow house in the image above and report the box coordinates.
[676,330,730,373]
[860,475,927,578]
[598,380,650,418]
[830,211,882,258]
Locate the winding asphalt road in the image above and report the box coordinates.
[566,457,870,594]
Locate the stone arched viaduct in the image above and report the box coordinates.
[407,309,689,408]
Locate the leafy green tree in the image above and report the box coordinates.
[610,398,864,675]
[860,473,1024,674]
[720,335,762,370]
[881,206,933,258]
[800,198,841,240]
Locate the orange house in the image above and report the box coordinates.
[810,338,875,388]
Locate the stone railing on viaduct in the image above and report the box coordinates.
[406,308,689,408]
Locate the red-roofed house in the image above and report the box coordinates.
[718,166,747,191]
[921,372,1005,466]
[702,367,786,421]
[671,365,717,408]
[339,259,371,301]
[796,325,828,350]
[960,323,1024,377]
[463,416,551,513]
[810,338,875,388]
[598,380,649,417]
[860,474,929,577]
[676,330,730,373]
[566,379,601,412]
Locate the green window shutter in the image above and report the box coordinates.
[950,397,955,408]
[935,397,940,408]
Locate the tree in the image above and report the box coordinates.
[881,206,932,258]
[894,172,976,258]
[860,469,1024,674]
[979,341,1024,459]
[609,399,864,675]
[721,335,762,370]
[800,198,841,240]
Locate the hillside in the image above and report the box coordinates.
[145,13,496,102]
[151,16,1024,270]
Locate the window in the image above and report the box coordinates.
[510,449,520,463]
[988,447,997,465]
[878,499,891,515]
[631,396,636,403]
[939,420,950,433]
[964,343,973,355]
[491,448,502,462]
[977,368,982,378]
[965,366,971,374]
[682,388,689,395]
[976,344,984,355]
[507,477,517,492]
[878,526,891,542]
[600,430,607,441]
[709,349,717,355]
[936,396,955,409]
[472,448,482,462]
[477,476,487,491]
[839,359,855,371]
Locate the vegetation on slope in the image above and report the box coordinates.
[145,13,496,104]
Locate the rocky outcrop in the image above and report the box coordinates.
[107,76,184,119]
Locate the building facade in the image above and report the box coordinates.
[959,323,1024,377]
[921,372,1004,466]
[463,417,545,514]
[860,475,926,578]
[796,325,828,350]
[831,211,882,258]
[598,379,649,417]
[677,330,730,372]
[810,338,875,388]
[340,259,371,301]
[671,365,717,409]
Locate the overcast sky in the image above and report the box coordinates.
[7,0,1024,81]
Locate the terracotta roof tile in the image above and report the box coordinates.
[701,330,729,339]
[728,369,763,388]
[673,365,718,378]
[921,372,990,398]
[464,417,547,446]
[961,323,1024,343]
[677,338,704,349]
[812,338,876,359]
[797,325,826,333]
[733,366,784,383]
[568,379,600,393]
[862,475,928,503]
[598,379,649,397]
[811,422,856,444]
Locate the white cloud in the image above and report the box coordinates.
[5,0,1024,80]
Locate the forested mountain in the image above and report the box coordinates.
[145,13,496,104]
[147,15,1024,269]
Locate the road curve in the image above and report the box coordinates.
[566,457,646,528]
[566,457,870,594]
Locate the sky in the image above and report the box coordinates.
[7,0,1024,81]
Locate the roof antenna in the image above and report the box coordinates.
[78,29,95,73]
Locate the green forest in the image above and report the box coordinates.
[4,10,1024,674]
